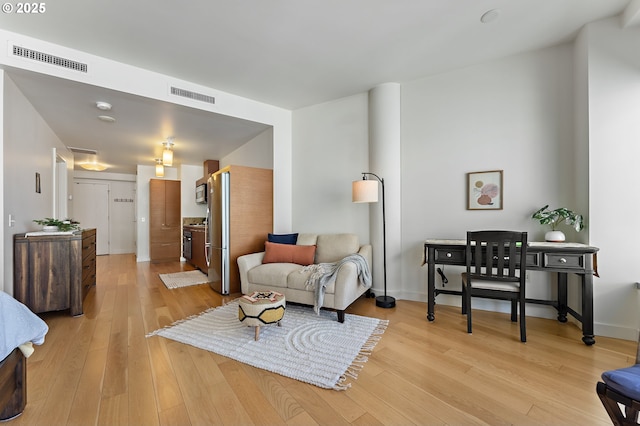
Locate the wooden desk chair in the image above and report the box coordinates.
[461,230,528,343]
[597,334,640,425]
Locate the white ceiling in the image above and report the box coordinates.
[0,0,635,174]
[6,68,272,174]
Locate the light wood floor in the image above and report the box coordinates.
[11,254,635,425]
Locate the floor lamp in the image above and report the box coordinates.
[352,172,396,308]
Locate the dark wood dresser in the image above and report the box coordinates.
[14,228,97,316]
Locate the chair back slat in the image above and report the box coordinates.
[466,230,527,284]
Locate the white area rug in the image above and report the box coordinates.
[159,270,209,289]
[147,300,388,390]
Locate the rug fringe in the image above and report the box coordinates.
[145,306,218,337]
[332,319,389,391]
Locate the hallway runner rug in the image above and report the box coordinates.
[147,300,388,390]
[159,270,209,289]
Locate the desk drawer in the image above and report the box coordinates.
[525,253,540,268]
[543,253,584,269]
[434,248,465,264]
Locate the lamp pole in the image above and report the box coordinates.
[361,172,395,309]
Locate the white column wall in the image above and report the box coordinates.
[368,83,402,297]
[583,18,640,339]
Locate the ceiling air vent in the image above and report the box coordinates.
[12,45,88,73]
[170,86,216,105]
[67,147,97,155]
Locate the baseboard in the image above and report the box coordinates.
[392,291,639,341]
[595,323,639,341]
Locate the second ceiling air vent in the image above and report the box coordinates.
[170,86,216,105]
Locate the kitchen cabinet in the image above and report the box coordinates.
[13,229,96,316]
[195,159,220,188]
[149,179,181,262]
[184,225,207,272]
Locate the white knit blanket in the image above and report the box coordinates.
[301,253,372,314]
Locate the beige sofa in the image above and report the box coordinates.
[237,233,372,322]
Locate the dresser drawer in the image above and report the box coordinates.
[82,256,96,281]
[543,253,584,269]
[433,248,465,264]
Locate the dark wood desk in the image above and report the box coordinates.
[424,239,599,345]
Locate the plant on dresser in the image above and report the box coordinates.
[33,217,80,232]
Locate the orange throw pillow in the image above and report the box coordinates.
[262,241,316,266]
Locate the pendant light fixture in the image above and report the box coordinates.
[162,138,174,166]
[155,158,164,177]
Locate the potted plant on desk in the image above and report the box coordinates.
[531,205,584,242]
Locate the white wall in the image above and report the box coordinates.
[222,127,273,170]
[180,164,207,219]
[584,18,640,339]
[2,73,68,294]
[291,93,371,241]
[402,44,577,314]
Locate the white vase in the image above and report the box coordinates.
[42,225,59,232]
[545,230,565,242]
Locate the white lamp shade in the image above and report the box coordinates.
[155,160,164,177]
[352,180,378,203]
[162,147,173,166]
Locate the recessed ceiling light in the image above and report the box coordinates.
[96,101,112,111]
[98,115,116,123]
[480,9,501,24]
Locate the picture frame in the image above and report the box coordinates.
[467,170,503,210]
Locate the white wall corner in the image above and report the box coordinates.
[622,0,640,28]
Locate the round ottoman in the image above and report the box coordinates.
[238,291,286,341]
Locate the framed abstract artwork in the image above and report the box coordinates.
[467,170,503,210]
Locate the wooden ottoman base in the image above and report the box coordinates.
[238,292,286,341]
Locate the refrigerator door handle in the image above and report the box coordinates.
[204,206,211,267]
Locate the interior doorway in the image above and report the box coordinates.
[74,181,110,255]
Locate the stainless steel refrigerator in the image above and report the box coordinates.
[205,170,230,294]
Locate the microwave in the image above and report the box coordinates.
[195,183,207,204]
